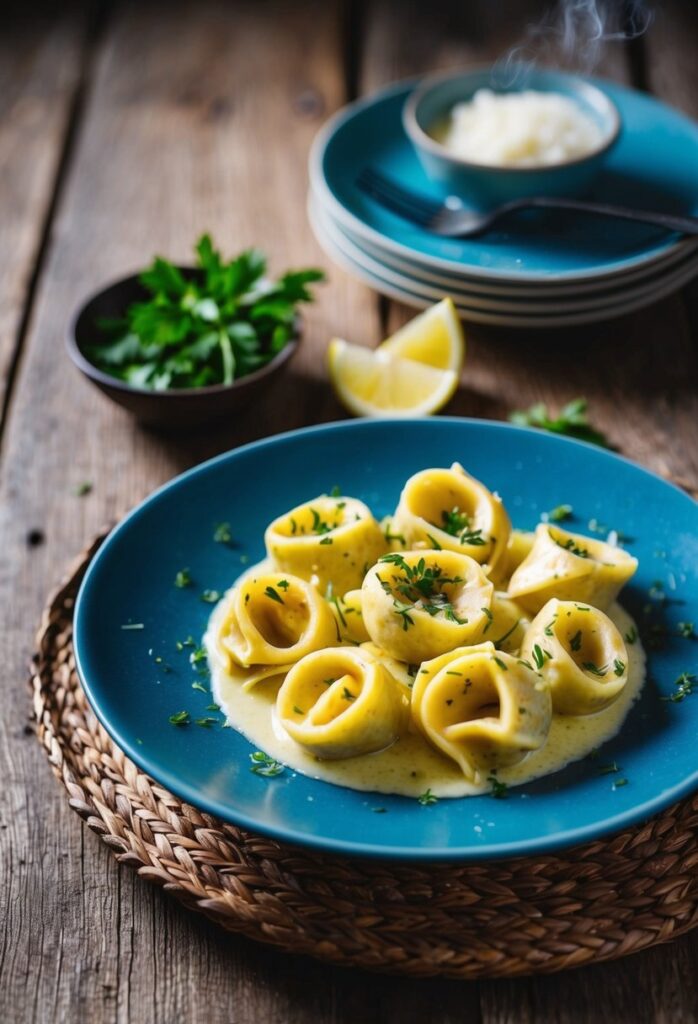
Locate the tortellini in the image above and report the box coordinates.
[508,523,638,613]
[521,599,629,715]
[277,647,408,758]
[206,465,643,797]
[390,464,511,579]
[215,572,337,673]
[361,550,494,663]
[265,494,386,595]
[411,642,552,780]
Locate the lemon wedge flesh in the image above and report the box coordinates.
[378,297,464,373]
[328,338,458,418]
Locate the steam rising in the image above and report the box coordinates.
[493,0,654,85]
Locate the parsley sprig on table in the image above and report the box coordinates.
[88,235,324,390]
[509,398,610,448]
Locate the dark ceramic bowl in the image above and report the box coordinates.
[67,268,300,429]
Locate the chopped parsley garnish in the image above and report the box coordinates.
[206,703,220,712]
[613,658,626,677]
[174,568,193,588]
[597,762,620,775]
[624,626,638,645]
[310,507,333,535]
[460,528,487,547]
[86,235,324,390]
[553,532,589,558]
[425,533,442,550]
[546,504,573,522]
[383,526,406,546]
[264,585,284,604]
[583,661,607,677]
[249,751,285,777]
[342,687,355,702]
[487,776,508,799]
[74,481,93,497]
[492,656,508,671]
[213,521,233,545]
[569,629,583,652]
[660,672,697,703]
[532,644,552,671]
[293,705,304,715]
[612,778,628,789]
[481,607,494,632]
[201,589,220,603]
[169,710,190,726]
[493,619,521,650]
[377,553,467,626]
[417,788,438,806]
[440,506,471,536]
[195,717,218,728]
[319,536,333,545]
[543,615,557,637]
[677,621,696,639]
[189,646,207,665]
[329,485,341,497]
[509,397,610,448]
[176,636,196,651]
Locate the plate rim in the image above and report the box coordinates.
[315,187,698,297]
[309,76,698,284]
[73,417,698,862]
[310,198,698,327]
[309,193,698,314]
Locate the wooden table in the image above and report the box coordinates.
[2,1,697,1020]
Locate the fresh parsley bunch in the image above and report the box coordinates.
[89,235,324,390]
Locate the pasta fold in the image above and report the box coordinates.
[361,550,494,662]
[389,464,511,579]
[265,494,386,595]
[507,523,637,613]
[521,598,629,714]
[411,642,552,779]
[277,647,408,758]
[214,573,337,672]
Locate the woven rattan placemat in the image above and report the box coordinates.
[31,536,698,979]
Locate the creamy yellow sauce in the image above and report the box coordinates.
[205,596,645,799]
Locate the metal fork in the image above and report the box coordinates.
[356,167,698,238]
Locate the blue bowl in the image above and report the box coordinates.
[403,67,621,209]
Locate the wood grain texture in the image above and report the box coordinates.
[0,4,88,428]
[0,3,380,1022]
[1,0,697,1021]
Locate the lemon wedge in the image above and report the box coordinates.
[378,297,465,373]
[328,338,458,418]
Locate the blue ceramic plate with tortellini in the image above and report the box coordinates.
[74,419,698,860]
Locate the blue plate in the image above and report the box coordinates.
[310,78,698,281]
[74,420,698,861]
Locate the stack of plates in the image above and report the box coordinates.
[309,79,698,328]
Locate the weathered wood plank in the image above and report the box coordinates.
[0,3,379,1022]
[0,5,88,428]
[642,0,698,336]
